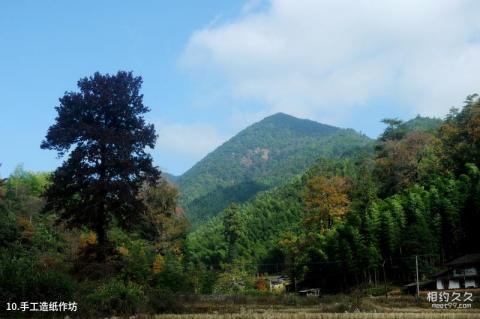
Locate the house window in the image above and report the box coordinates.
[465,267,477,276]
[453,268,464,277]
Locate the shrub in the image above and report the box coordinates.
[79,231,97,250]
[0,253,74,303]
[109,227,155,285]
[85,278,144,315]
[213,268,254,294]
[153,253,189,294]
[363,285,391,297]
[255,276,269,292]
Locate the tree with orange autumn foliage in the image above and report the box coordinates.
[374,131,438,196]
[255,276,268,292]
[304,176,350,231]
[140,178,188,256]
[152,254,165,274]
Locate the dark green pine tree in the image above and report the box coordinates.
[41,71,160,258]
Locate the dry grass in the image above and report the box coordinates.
[149,313,479,319]
[114,293,479,319]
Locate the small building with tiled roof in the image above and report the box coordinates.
[436,253,480,290]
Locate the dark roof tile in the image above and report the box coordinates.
[445,253,480,266]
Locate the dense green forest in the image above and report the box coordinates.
[187,109,480,292]
[1,71,479,317]
[177,113,372,225]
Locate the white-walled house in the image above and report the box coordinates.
[265,275,291,293]
[436,254,480,290]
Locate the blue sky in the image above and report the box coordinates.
[1,0,480,177]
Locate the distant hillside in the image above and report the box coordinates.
[186,156,363,268]
[379,115,443,141]
[161,172,178,184]
[177,113,373,225]
[402,115,442,133]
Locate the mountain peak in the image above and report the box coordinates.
[265,112,293,118]
[262,112,302,122]
[177,113,373,225]
[251,112,339,136]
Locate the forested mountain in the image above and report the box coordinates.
[186,101,480,292]
[177,113,373,225]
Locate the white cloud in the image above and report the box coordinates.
[182,0,480,120]
[155,121,227,159]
